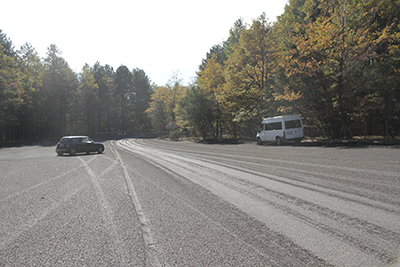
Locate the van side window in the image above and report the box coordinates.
[285,120,301,129]
[264,122,282,131]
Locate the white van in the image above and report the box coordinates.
[256,115,304,145]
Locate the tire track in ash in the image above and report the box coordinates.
[78,157,129,266]
[0,148,130,263]
[0,157,96,250]
[121,139,399,221]
[115,140,292,266]
[135,139,400,219]
[197,155,400,218]
[117,139,352,266]
[0,166,82,203]
[143,139,400,207]
[109,141,162,267]
[171,150,400,212]
[0,148,118,204]
[202,169,398,264]
[119,138,398,266]
[167,150,400,264]
[143,139,400,194]
[0,183,87,250]
[191,158,395,264]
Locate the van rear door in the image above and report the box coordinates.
[284,119,303,140]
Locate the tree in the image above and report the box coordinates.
[92,62,115,132]
[199,44,227,72]
[146,72,185,134]
[0,30,15,57]
[17,43,45,140]
[223,13,277,136]
[166,71,185,122]
[177,85,215,139]
[132,68,152,130]
[224,18,247,57]
[198,18,245,72]
[277,0,397,138]
[114,65,134,130]
[146,86,169,132]
[0,32,23,141]
[361,0,400,137]
[197,56,227,138]
[42,44,78,138]
[77,64,99,136]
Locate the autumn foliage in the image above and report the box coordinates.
[1,0,399,141]
[157,0,400,139]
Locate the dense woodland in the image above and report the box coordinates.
[0,41,153,141]
[1,0,399,142]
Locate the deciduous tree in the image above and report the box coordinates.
[278,0,396,138]
[197,56,227,137]
[176,85,215,139]
[223,13,277,136]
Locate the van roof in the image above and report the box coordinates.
[262,114,301,123]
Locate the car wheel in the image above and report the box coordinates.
[69,148,77,156]
[276,137,281,145]
[257,138,263,145]
[97,147,104,154]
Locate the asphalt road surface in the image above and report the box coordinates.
[1,139,400,267]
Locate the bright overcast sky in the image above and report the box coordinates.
[1,0,288,86]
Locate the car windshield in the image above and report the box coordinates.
[82,137,92,143]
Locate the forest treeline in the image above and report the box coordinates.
[1,0,399,142]
[0,40,153,141]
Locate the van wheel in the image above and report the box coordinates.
[276,137,282,145]
[257,138,263,145]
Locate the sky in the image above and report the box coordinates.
[1,0,288,86]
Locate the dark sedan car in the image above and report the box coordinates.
[55,136,104,156]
